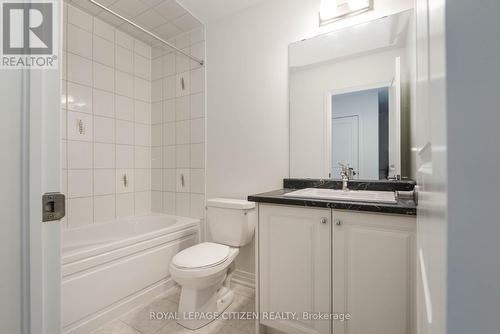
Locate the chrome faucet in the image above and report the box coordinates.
[338,163,352,191]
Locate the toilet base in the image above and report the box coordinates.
[176,264,236,330]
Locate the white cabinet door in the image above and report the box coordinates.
[259,204,331,334]
[333,210,416,334]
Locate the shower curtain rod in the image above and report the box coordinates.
[88,0,204,66]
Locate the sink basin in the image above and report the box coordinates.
[283,188,397,204]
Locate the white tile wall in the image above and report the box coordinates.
[62,4,153,228]
[62,3,204,229]
[150,28,206,222]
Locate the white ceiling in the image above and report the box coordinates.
[65,0,203,45]
[177,0,266,23]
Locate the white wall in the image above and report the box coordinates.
[289,49,402,178]
[206,0,414,274]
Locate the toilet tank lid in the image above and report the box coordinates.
[206,198,256,210]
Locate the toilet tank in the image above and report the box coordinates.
[206,198,256,247]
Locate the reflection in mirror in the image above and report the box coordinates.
[331,87,389,180]
[289,9,414,180]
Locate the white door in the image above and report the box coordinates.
[388,57,401,178]
[331,116,359,179]
[333,210,416,334]
[0,3,62,333]
[415,0,447,333]
[259,204,331,334]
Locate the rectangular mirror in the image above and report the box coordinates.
[289,9,414,180]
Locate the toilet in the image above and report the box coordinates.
[169,198,256,330]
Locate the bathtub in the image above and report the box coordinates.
[61,214,200,334]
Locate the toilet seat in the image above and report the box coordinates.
[172,242,230,269]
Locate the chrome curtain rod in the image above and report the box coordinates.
[89,0,204,65]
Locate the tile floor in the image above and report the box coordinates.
[91,283,255,334]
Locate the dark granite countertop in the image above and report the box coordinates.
[284,178,416,191]
[248,188,417,216]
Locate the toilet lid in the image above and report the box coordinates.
[172,242,230,269]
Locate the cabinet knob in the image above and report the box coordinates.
[335,219,342,226]
[320,217,328,224]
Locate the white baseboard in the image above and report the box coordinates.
[63,278,175,334]
[232,269,255,288]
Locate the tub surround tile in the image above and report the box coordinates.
[115,46,134,74]
[135,147,152,169]
[115,29,134,50]
[93,89,115,118]
[248,188,417,216]
[94,144,115,169]
[68,170,93,198]
[94,195,116,223]
[93,62,115,92]
[135,169,152,192]
[94,169,116,196]
[67,53,93,86]
[151,192,163,212]
[67,141,92,169]
[115,71,134,97]
[68,111,93,141]
[175,193,190,216]
[63,2,205,228]
[116,193,135,217]
[190,144,204,169]
[115,95,135,121]
[93,18,115,43]
[189,194,205,219]
[68,197,93,227]
[162,192,176,214]
[134,192,150,215]
[67,4,92,32]
[93,35,115,68]
[67,82,93,114]
[67,23,93,59]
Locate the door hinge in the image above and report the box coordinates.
[42,192,65,222]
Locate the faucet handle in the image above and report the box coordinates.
[338,162,349,176]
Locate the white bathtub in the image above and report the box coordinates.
[61,214,200,334]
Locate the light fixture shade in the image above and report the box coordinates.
[319,0,373,26]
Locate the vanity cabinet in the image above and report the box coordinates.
[258,204,416,334]
[332,210,415,334]
[259,205,331,334]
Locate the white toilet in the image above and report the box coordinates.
[169,198,256,330]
